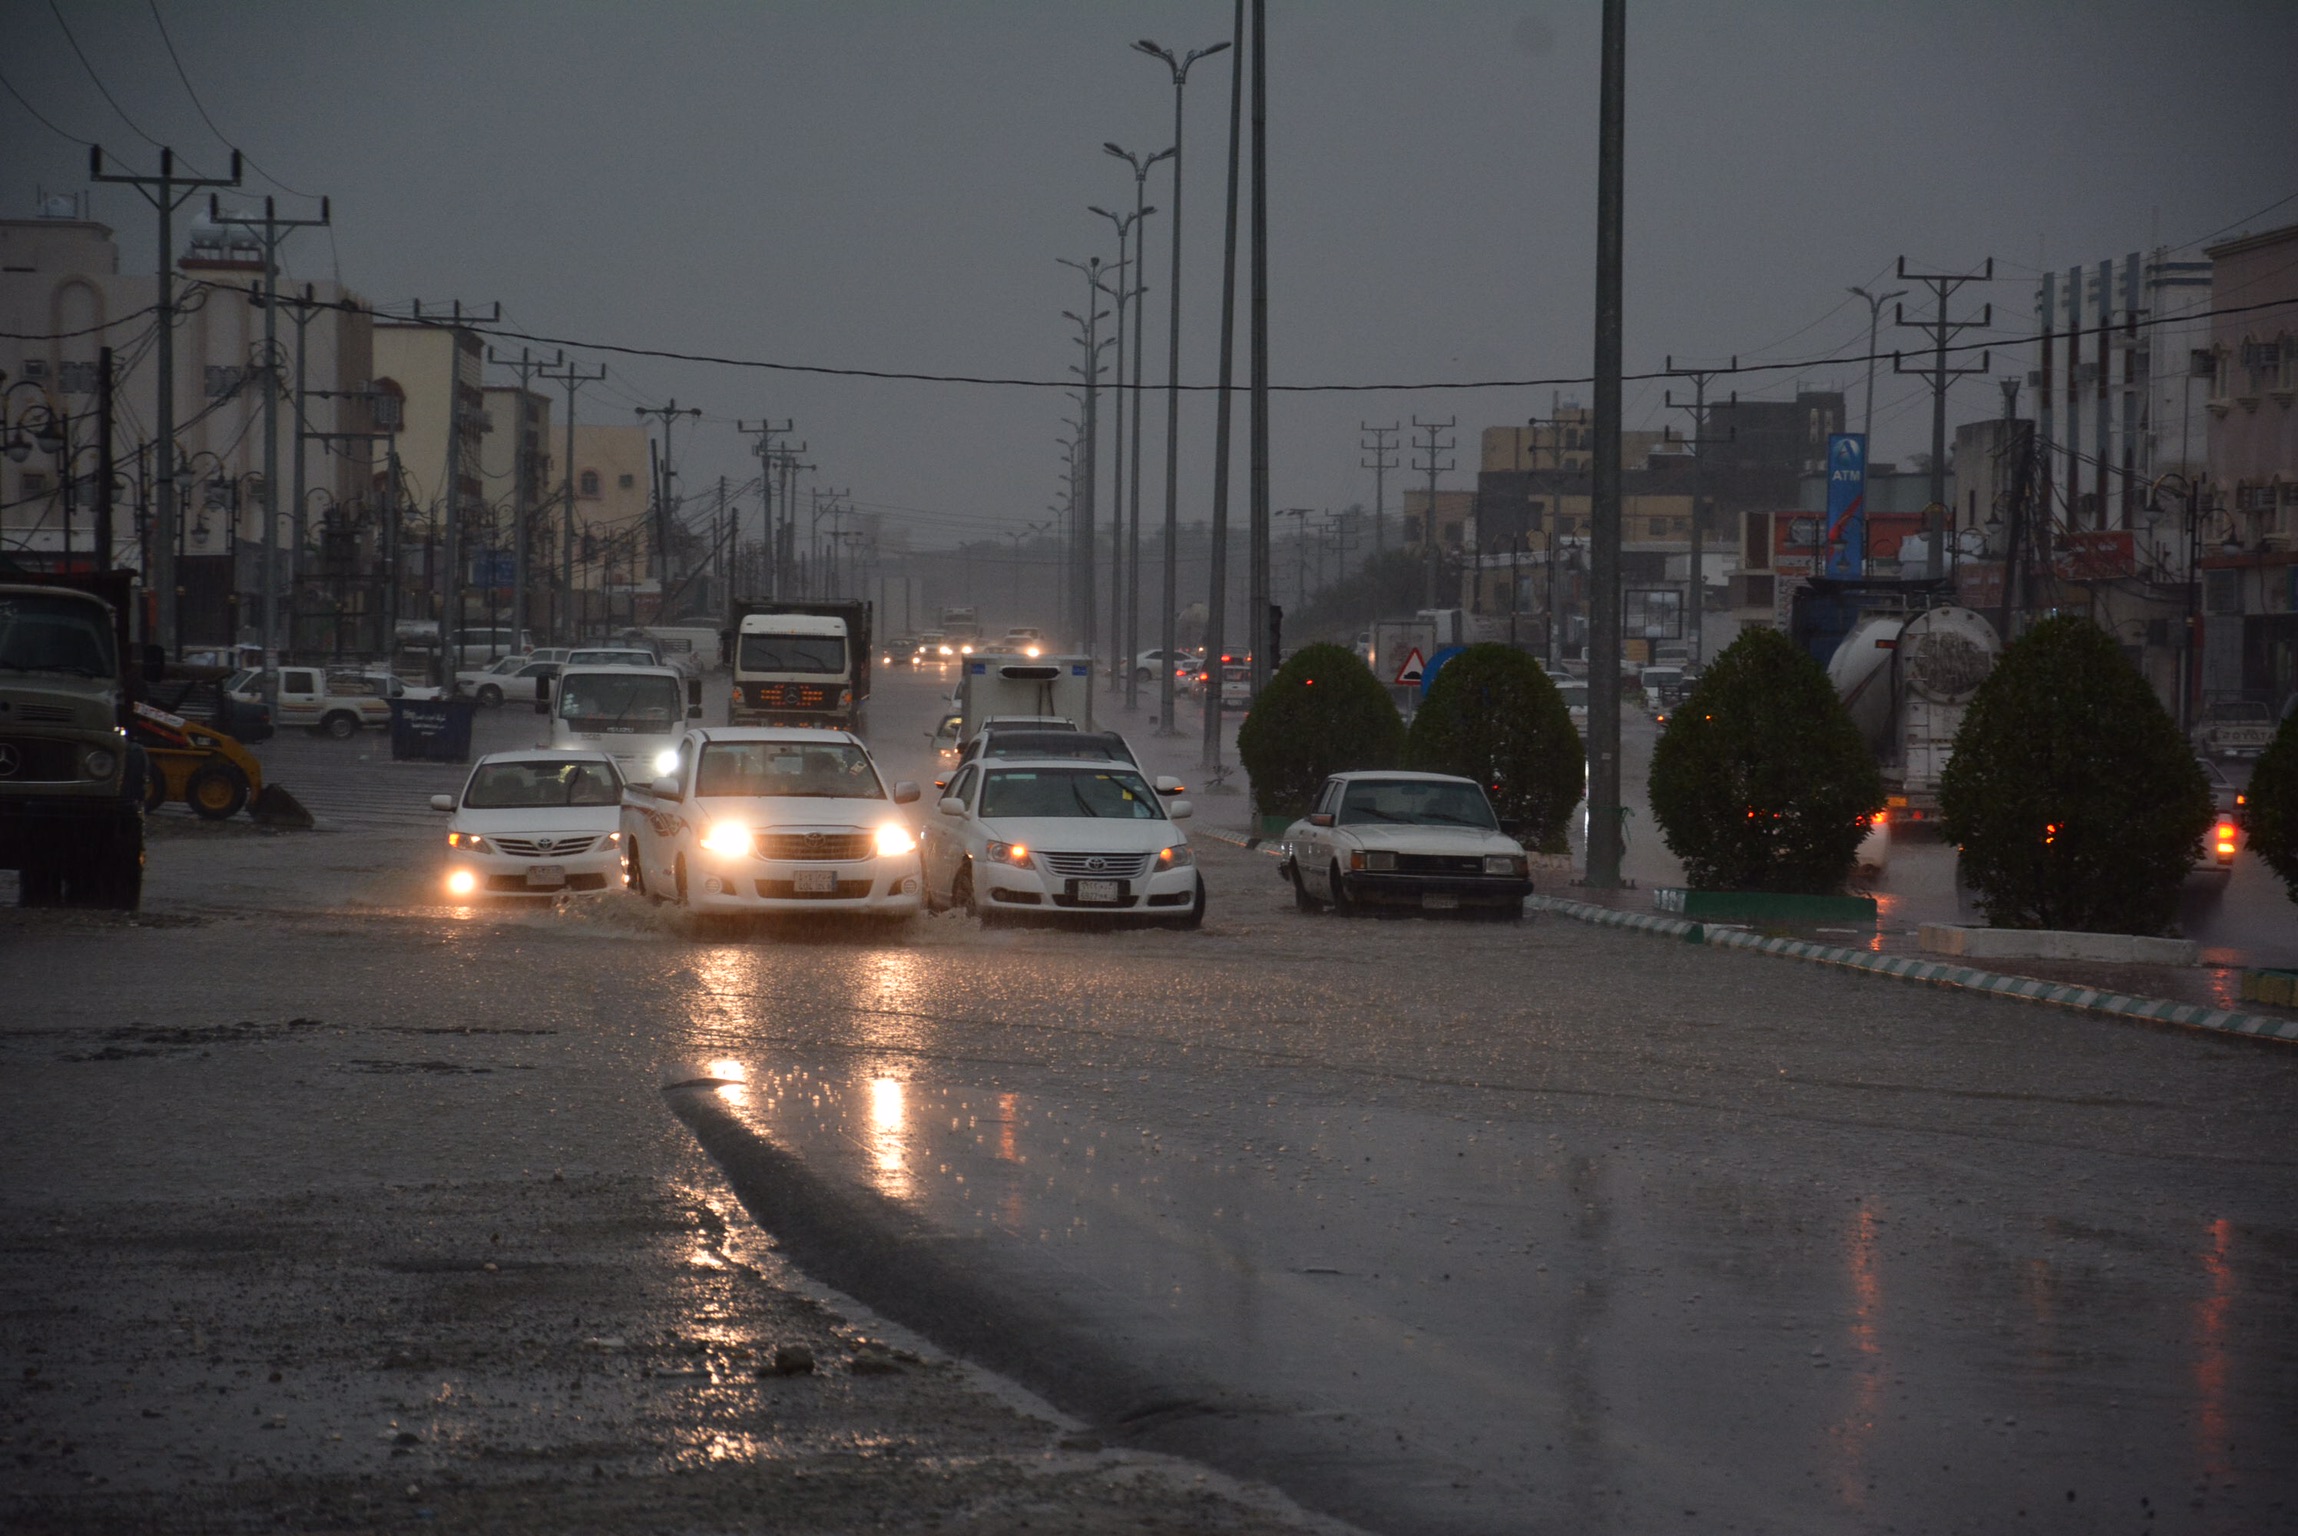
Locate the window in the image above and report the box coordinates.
[696,740,883,799]
[617,473,635,490]
[463,758,622,808]
[980,768,1162,820]
[579,470,601,497]
[1337,778,1498,830]
[947,766,976,805]
[737,634,844,674]
[556,671,680,730]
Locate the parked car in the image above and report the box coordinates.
[1554,679,1589,728]
[622,728,923,916]
[923,756,1202,926]
[429,751,626,898]
[255,666,401,738]
[2193,700,2273,760]
[1133,647,1195,681]
[1279,771,1532,917]
[457,654,560,706]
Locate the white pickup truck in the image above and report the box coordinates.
[258,667,424,739]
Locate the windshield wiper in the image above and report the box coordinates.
[1419,812,1493,827]
[1069,781,1108,818]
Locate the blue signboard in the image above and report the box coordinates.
[1822,433,1866,580]
[1419,645,1466,698]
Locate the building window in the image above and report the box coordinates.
[618,473,635,490]
[579,469,601,497]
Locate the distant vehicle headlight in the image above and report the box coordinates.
[874,823,917,858]
[701,823,753,857]
[1157,843,1194,868]
[652,748,682,775]
[986,839,1032,868]
[84,749,118,779]
[1484,854,1527,876]
[938,645,953,656]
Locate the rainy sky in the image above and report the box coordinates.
[4,1,2294,549]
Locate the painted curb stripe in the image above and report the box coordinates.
[1527,895,2298,1045]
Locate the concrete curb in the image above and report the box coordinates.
[1528,894,2298,1046]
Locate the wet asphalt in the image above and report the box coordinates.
[3,665,2294,1535]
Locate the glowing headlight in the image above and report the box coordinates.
[1157,843,1194,868]
[937,645,953,656]
[445,869,478,897]
[874,823,918,858]
[986,839,1032,868]
[701,823,754,857]
[1023,645,1042,657]
[446,831,492,851]
[652,748,682,776]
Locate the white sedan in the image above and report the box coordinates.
[922,757,1203,926]
[456,655,560,706]
[622,727,924,917]
[1280,771,1532,917]
[429,751,627,899]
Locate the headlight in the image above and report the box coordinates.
[447,831,492,852]
[1365,850,1396,872]
[652,748,682,776]
[874,823,917,858]
[1157,843,1194,868]
[701,823,754,857]
[986,839,1032,868]
[1483,854,1526,876]
[605,830,621,846]
[84,749,118,779]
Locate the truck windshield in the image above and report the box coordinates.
[738,634,844,674]
[0,593,116,679]
[695,741,882,798]
[1337,779,1499,829]
[463,758,622,808]
[980,768,1162,820]
[557,673,680,731]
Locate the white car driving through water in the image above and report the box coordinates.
[1280,771,1532,916]
[922,756,1202,926]
[621,728,924,917]
[430,751,626,899]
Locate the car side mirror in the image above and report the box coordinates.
[1155,775,1185,794]
[650,775,682,799]
[1308,812,1335,827]
[429,794,455,812]
[893,781,921,804]
[1166,800,1192,820]
[936,797,967,817]
[141,644,167,684]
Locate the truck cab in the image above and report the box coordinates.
[730,607,868,728]
[541,663,698,783]
[0,578,147,907]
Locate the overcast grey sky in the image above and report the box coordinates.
[5,1,2294,549]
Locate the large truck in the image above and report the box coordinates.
[0,569,151,907]
[1823,602,2001,829]
[958,653,1095,739]
[726,600,872,729]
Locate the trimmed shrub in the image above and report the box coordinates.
[1237,642,1405,820]
[2236,713,2298,900]
[1648,626,1884,893]
[1939,615,2211,934]
[1407,644,1584,853]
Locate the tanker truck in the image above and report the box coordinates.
[1825,604,2001,830]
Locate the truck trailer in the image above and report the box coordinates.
[1824,602,2000,828]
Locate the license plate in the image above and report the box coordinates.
[1075,879,1122,905]
[1421,892,1459,911]
[526,863,566,888]
[793,868,837,894]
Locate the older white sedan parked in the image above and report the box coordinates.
[429,751,626,899]
[922,757,1203,926]
[622,728,924,917]
[1280,771,1532,917]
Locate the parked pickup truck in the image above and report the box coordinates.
[258,667,420,738]
[2192,700,2274,760]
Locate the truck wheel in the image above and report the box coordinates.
[186,763,251,821]
[142,766,168,814]
[320,711,359,740]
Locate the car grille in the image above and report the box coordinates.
[1395,853,1486,876]
[492,834,601,858]
[11,704,76,724]
[1039,851,1153,880]
[758,830,873,861]
[754,877,873,900]
[0,735,81,782]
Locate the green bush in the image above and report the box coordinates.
[2247,712,2298,901]
[1237,642,1405,820]
[1406,644,1583,853]
[1939,615,2211,934]
[1648,626,1884,893]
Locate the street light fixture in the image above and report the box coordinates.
[1103,142,1172,715]
[1848,285,1907,449]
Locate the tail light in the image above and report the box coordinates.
[2214,820,2238,859]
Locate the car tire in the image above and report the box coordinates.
[1175,875,1207,930]
[674,854,689,908]
[955,862,996,925]
[1327,863,1354,916]
[625,843,648,897]
[186,762,250,821]
[1290,862,1319,912]
[320,711,359,740]
[477,685,503,707]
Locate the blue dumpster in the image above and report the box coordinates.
[388,696,478,763]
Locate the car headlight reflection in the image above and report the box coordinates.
[652,748,682,776]
[874,823,917,858]
[1157,843,1194,868]
[701,822,754,857]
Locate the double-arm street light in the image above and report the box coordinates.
[1848,285,1907,447]
[1087,205,1144,693]
[1133,35,1229,733]
[1101,142,1171,713]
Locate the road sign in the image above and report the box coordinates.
[1419,645,1465,697]
[1393,647,1427,685]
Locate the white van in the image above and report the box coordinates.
[538,664,698,781]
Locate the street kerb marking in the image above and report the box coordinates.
[1528,895,2298,1046]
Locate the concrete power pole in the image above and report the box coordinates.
[90,146,241,652]
[1359,422,1399,610]
[486,345,563,647]
[634,400,703,618]
[1892,256,1995,581]
[1584,0,1627,891]
[538,358,606,643]
[1662,357,1734,669]
[1410,418,1456,611]
[738,419,793,600]
[409,299,500,670]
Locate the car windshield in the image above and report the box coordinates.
[0,593,116,678]
[980,767,1162,820]
[557,672,680,730]
[1337,778,1500,829]
[737,634,844,673]
[695,740,883,798]
[463,758,622,808]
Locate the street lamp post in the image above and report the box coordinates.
[1848,285,1907,449]
[1104,144,1172,714]
[1134,35,1231,734]
[1089,205,1142,693]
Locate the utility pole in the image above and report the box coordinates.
[1892,256,1994,581]
[633,400,703,614]
[777,445,811,597]
[1279,507,1315,614]
[95,346,114,574]
[737,419,793,600]
[1410,418,1456,611]
[487,345,562,646]
[268,284,330,602]
[1060,257,1116,663]
[1245,0,1271,707]
[91,146,241,649]
[1662,357,1734,668]
[1359,423,1399,571]
[538,358,606,642]
[1585,0,1626,890]
[213,194,329,664]
[408,300,500,667]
